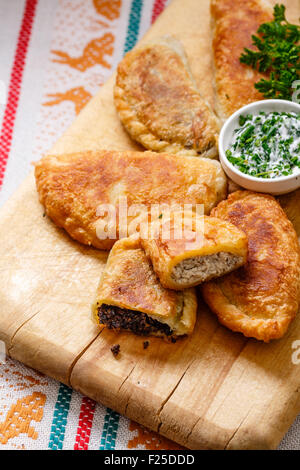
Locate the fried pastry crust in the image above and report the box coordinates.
[278,189,300,241]
[35,150,227,250]
[141,210,248,290]
[202,191,300,342]
[114,36,219,157]
[92,237,197,338]
[211,0,273,121]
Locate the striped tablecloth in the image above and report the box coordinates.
[0,0,299,450]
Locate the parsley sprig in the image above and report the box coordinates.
[240,4,300,100]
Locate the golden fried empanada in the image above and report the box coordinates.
[114,36,219,157]
[141,210,247,290]
[201,191,300,342]
[92,237,197,339]
[211,0,273,121]
[35,150,227,250]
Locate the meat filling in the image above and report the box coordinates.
[171,251,244,286]
[98,304,173,337]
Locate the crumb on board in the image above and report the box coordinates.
[143,341,149,349]
[111,344,120,357]
[171,337,177,343]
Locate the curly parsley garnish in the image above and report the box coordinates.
[240,4,300,101]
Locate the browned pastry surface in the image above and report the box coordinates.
[114,36,219,157]
[211,0,273,121]
[141,211,247,289]
[202,191,300,342]
[35,150,227,250]
[278,189,300,239]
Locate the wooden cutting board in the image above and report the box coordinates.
[0,0,300,450]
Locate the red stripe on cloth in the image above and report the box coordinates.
[74,397,96,450]
[151,0,167,23]
[0,0,38,187]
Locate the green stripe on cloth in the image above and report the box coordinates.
[99,408,120,450]
[48,384,72,450]
[124,0,144,54]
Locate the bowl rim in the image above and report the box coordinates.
[219,99,300,184]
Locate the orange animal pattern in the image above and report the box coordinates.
[0,359,48,393]
[93,0,122,20]
[44,87,92,115]
[128,421,185,450]
[37,0,121,159]
[51,32,114,71]
[0,392,46,444]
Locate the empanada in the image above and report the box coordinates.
[211,0,273,121]
[141,210,248,290]
[35,150,227,250]
[114,36,219,157]
[201,191,300,342]
[92,237,197,339]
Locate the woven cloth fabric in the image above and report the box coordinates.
[0,0,298,450]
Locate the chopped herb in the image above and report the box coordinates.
[143,341,149,349]
[240,4,300,100]
[226,111,300,179]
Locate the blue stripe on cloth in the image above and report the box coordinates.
[99,408,120,450]
[123,0,144,54]
[48,383,72,450]
[99,0,145,451]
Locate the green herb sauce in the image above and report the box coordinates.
[226,111,300,179]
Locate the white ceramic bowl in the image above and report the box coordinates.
[219,99,300,195]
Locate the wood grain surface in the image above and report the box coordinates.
[0,0,299,449]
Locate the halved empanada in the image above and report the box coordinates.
[92,237,197,339]
[141,210,247,290]
[114,36,219,157]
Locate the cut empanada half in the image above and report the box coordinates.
[141,211,248,290]
[114,35,219,158]
[92,237,197,339]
